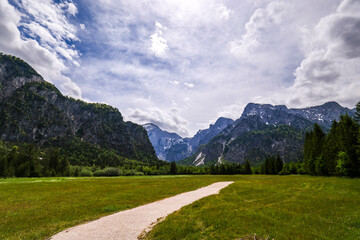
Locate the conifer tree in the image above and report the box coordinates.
[275,155,284,174]
[354,101,360,123]
[321,121,339,175]
[337,114,359,177]
[243,160,252,174]
[303,131,314,174]
[170,161,177,175]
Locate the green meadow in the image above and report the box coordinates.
[144,175,360,240]
[1,175,359,240]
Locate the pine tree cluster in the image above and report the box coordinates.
[302,113,360,177]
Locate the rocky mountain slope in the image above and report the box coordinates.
[144,117,234,161]
[0,53,157,164]
[180,102,354,166]
[143,123,182,160]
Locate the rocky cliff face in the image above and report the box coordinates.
[181,102,354,166]
[143,123,182,160]
[0,53,157,163]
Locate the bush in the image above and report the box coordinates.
[123,169,136,176]
[93,168,121,176]
[80,169,92,177]
[134,171,144,176]
[104,167,121,176]
[93,169,106,176]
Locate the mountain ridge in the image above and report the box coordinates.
[178,101,355,166]
[144,117,234,161]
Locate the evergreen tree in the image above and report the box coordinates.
[260,163,265,174]
[58,158,69,176]
[303,131,314,174]
[170,161,177,175]
[264,157,270,174]
[311,124,325,175]
[354,101,360,123]
[337,114,359,177]
[6,146,18,177]
[274,155,284,174]
[243,160,252,174]
[321,121,339,175]
[0,142,8,177]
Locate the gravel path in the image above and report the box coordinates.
[51,181,233,240]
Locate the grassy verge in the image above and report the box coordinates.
[0,175,235,240]
[144,175,360,240]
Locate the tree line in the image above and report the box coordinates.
[302,112,359,177]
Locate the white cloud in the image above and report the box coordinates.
[184,82,194,88]
[229,1,289,57]
[80,24,85,30]
[0,0,82,98]
[169,80,179,85]
[150,21,168,57]
[284,0,360,107]
[66,2,78,15]
[125,107,189,136]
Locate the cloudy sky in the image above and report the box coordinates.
[1,0,359,136]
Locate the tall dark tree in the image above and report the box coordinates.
[243,160,252,174]
[312,124,325,167]
[337,114,359,177]
[6,146,17,177]
[303,131,314,174]
[354,101,360,123]
[275,155,284,174]
[170,161,177,175]
[321,121,340,175]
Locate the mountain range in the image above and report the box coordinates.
[145,101,355,165]
[1,52,356,168]
[0,53,158,165]
[143,117,234,161]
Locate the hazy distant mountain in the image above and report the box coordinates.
[143,123,182,160]
[144,117,234,161]
[180,102,355,166]
[0,53,158,164]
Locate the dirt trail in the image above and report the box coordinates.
[51,181,233,240]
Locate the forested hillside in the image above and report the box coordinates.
[0,53,159,176]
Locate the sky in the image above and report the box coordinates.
[1,0,359,137]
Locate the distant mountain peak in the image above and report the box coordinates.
[144,117,234,162]
[143,123,160,131]
[0,53,44,101]
[321,101,342,108]
[242,103,288,117]
[214,117,234,125]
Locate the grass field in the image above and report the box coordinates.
[144,175,360,240]
[0,175,234,240]
[1,175,359,240]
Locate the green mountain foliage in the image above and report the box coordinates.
[0,53,40,79]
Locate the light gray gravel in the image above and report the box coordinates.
[51,181,233,240]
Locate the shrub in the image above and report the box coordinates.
[92,168,121,176]
[104,167,121,176]
[93,169,106,176]
[122,169,136,176]
[134,171,144,176]
[80,169,92,177]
